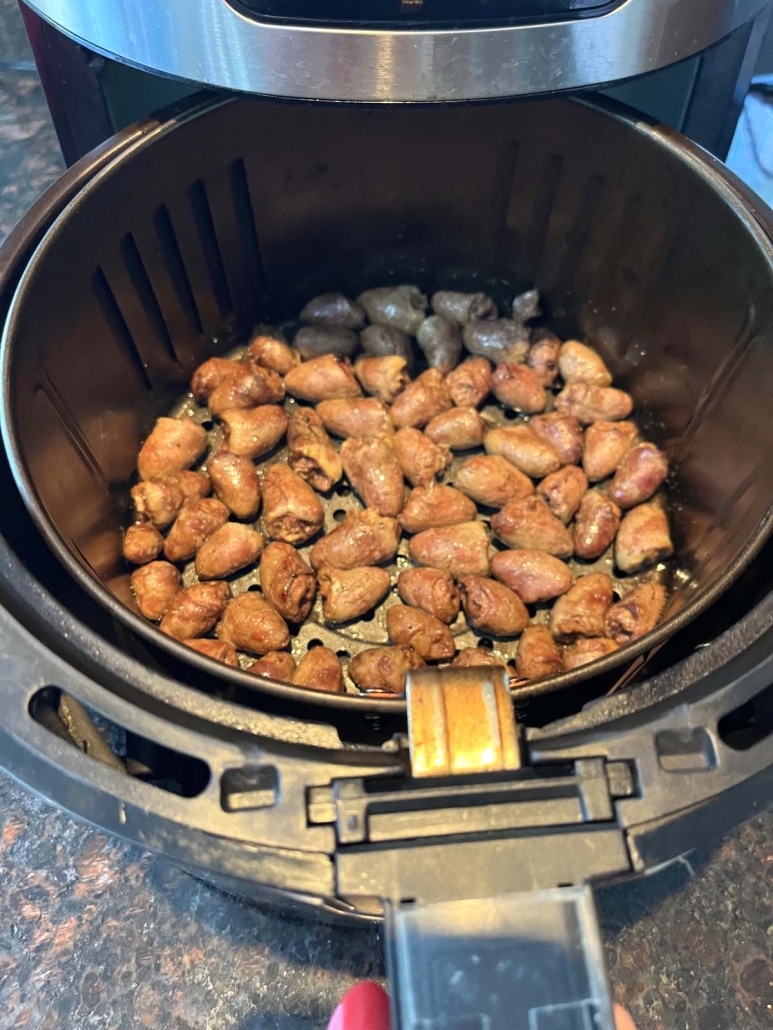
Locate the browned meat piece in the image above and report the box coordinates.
[184,638,239,667]
[245,332,301,375]
[555,383,633,424]
[459,576,529,636]
[552,576,614,638]
[160,581,231,640]
[416,315,462,373]
[462,320,530,365]
[529,413,584,466]
[491,549,573,604]
[138,418,208,481]
[558,341,613,387]
[131,561,181,621]
[386,605,455,660]
[248,651,297,682]
[408,521,490,578]
[299,291,366,330]
[390,368,453,429]
[191,356,241,402]
[261,464,325,545]
[550,573,614,639]
[516,626,562,680]
[220,405,289,460]
[360,324,413,362]
[573,490,622,561]
[397,567,460,624]
[341,436,405,517]
[294,326,358,360]
[455,454,533,508]
[616,504,673,573]
[424,406,484,450]
[511,288,540,326]
[394,427,451,487]
[491,363,547,414]
[170,470,211,502]
[358,284,428,335]
[293,647,345,693]
[131,477,185,529]
[562,637,619,670]
[399,483,476,533]
[259,542,317,622]
[451,649,507,669]
[284,354,361,402]
[207,451,261,519]
[432,290,498,325]
[484,425,562,479]
[491,496,573,557]
[583,421,638,481]
[208,363,285,418]
[492,547,573,601]
[216,592,290,654]
[349,646,424,693]
[605,582,667,644]
[609,442,669,509]
[319,564,391,623]
[195,523,264,580]
[310,509,401,570]
[317,397,393,438]
[354,355,409,404]
[286,407,343,492]
[123,523,164,564]
[445,355,492,408]
[537,466,588,524]
[164,498,229,562]
[527,333,561,387]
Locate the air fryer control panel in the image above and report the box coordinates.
[228,0,616,28]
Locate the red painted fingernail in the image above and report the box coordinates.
[331,982,391,1030]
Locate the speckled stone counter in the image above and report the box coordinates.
[0,7,771,1029]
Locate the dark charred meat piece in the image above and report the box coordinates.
[358,284,428,335]
[299,291,366,330]
[491,496,573,557]
[455,454,533,508]
[605,582,667,644]
[293,326,359,360]
[431,290,498,325]
[416,315,463,373]
[573,490,622,561]
[260,542,317,623]
[386,605,455,661]
[393,427,451,487]
[286,407,343,492]
[550,573,614,640]
[310,509,401,570]
[138,418,207,481]
[615,504,674,574]
[558,340,613,386]
[261,464,325,545]
[319,564,391,623]
[397,567,461,624]
[408,521,490,578]
[284,354,361,402]
[490,549,573,604]
[349,646,424,694]
[582,421,637,482]
[516,626,562,680]
[195,523,264,579]
[131,562,181,621]
[445,356,492,408]
[217,593,290,655]
[459,576,529,636]
[609,442,669,509]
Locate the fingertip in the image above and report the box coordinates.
[614,1002,637,1030]
[329,982,390,1030]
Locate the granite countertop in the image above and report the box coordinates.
[0,17,772,1030]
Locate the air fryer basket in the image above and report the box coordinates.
[2,95,772,711]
